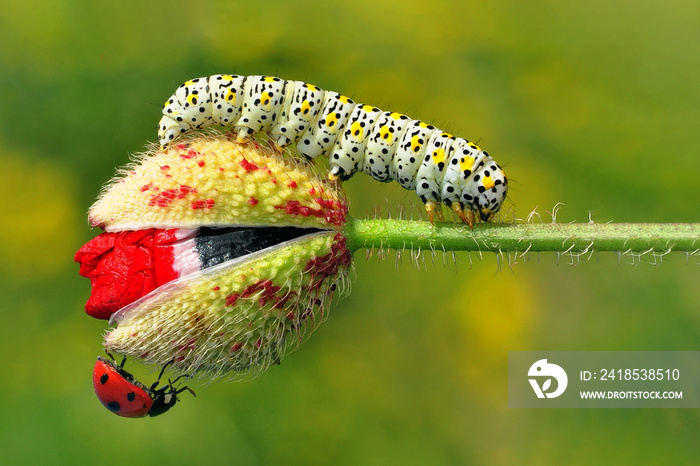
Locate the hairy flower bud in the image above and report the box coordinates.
[77,133,352,380]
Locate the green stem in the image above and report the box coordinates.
[343,217,700,255]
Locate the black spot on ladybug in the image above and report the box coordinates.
[107,401,121,413]
[100,374,109,384]
[127,392,136,402]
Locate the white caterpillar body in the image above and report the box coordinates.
[159,74,507,226]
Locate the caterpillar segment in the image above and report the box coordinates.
[328,104,383,181]
[158,74,508,227]
[235,76,286,141]
[270,81,325,150]
[363,112,412,182]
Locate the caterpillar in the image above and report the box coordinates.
[158,74,508,227]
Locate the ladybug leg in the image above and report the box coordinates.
[175,385,197,397]
[166,373,196,397]
[168,373,192,386]
[104,349,127,369]
[151,359,175,390]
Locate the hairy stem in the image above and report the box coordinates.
[343,218,700,255]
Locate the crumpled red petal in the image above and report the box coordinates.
[74,229,179,319]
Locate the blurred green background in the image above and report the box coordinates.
[1,0,699,464]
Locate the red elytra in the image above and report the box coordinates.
[92,355,194,418]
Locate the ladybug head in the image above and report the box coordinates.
[146,370,196,417]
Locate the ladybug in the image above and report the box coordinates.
[92,353,195,418]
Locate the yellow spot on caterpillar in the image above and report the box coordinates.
[186,93,198,105]
[379,125,392,143]
[350,121,363,138]
[432,148,445,165]
[264,76,276,83]
[482,176,495,190]
[441,132,453,139]
[418,121,430,128]
[225,89,236,102]
[460,156,475,171]
[362,105,379,112]
[305,83,320,91]
[184,80,196,86]
[325,112,339,131]
[338,95,351,104]
[410,134,422,152]
[301,100,312,114]
[389,112,404,120]
[221,74,234,80]
[261,91,272,107]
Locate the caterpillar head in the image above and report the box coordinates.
[462,162,508,222]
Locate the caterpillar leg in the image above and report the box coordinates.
[328,165,354,182]
[450,203,475,229]
[424,201,444,224]
[436,207,445,222]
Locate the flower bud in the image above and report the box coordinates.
[77,133,352,380]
